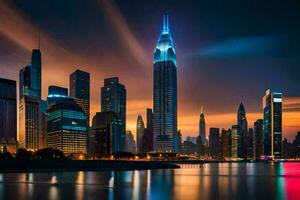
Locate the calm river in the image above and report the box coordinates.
[0,162,299,200]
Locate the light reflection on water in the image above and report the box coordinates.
[0,162,300,200]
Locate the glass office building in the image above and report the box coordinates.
[0,78,17,153]
[101,77,126,151]
[47,98,87,154]
[70,70,90,126]
[153,15,177,152]
[262,89,282,159]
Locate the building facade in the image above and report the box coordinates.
[19,96,41,150]
[153,15,177,152]
[254,119,263,160]
[101,77,126,151]
[47,85,68,107]
[19,49,42,151]
[143,108,154,152]
[47,98,87,155]
[221,129,231,160]
[0,78,17,153]
[209,128,220,159]
[89,111,122,156]
[70,70,90,126]
[125,131,136,154]
[136,114,145,153]
[262,89,282,159]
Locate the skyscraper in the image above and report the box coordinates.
[247,128,254,160]
[237,102,248,159]
[153,15,177,152]
[0,78,17,153]
[47,85,68,107]
[47,98,87,155]
[70,70,90,125]
[142,108,154,152]
[209,128,220,159]
[262,89,282,159]
[199,107,206,144]
[19,49,42,151]
[101,77,126,151]
[254,119,263,160]
[136,114,145,153]
[231,125,239,159]
[221,129,231,160]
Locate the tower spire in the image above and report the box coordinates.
[162,14,169,33]
[201,106,203,114]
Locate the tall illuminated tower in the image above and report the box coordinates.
[237,102,248,159]
[153,15,177,152]
[262,89,282,159]
[199,107,206,144]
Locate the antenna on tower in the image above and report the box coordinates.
[201,106,203,114]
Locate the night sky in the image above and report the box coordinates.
[1,0,300,140]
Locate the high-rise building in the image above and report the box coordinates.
[88,111,123,156]
[231,125,239,159]
[19,96,41,151]
[31,49,42,98]
[153,15,177,152]
[143,108,154,152]
[125,131,136,154]
[0,78,17,153]
[221,129,231,160]
[247,128,254,160]
[199,107,207,144]
[70,70,90,125]
[19,49,43,151]
[47,98,87,155]
[136,114,145,153]
[101,77,126,151]
[209,128,220,159]
[47,85,68,107]
[254,119,263,160]
[237,102,248,159]
[262,89,282,159]
[231,125,241,159]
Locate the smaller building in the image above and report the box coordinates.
[136,114,145,153]
[89,111,123,157]
[125,131,136,154]
[221,129,231,160]
[209,128,220,159]
[47,98,87,155]
[254,119,263,160]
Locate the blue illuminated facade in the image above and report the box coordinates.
[263,89,282,159]
[47,98,87,154]
[47,85,68,107]
[153,15,177,152]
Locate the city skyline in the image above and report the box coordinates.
[1,1,300,140]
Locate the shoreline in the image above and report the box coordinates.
[0,160,180,173]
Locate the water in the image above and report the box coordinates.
[0,162,300,200]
